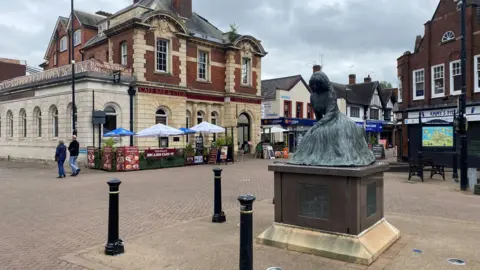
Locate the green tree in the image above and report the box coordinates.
[228,23,239,42]
[379,81,392,89]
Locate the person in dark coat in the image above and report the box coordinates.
[68,135,81,176]
[55,140,67,178]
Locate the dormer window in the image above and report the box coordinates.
[60,37,67,52]
[73,30,82,46]
[441,31,455,43]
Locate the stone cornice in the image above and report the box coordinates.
[104,18,151,37]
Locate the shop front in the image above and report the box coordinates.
[403,105,480,167]
[354,120,384,145]
[261,117,317,153]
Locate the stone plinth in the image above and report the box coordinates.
[257,162,400,265]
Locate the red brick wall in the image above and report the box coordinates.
[44,17,98,70]
[83,42,109,62]
[234,67,257,95]
[109,29,134,68]
[186,43,226,92]
[144,33,181,84]
[398,1,480,110]
[0,62,26,81]
[233,50,257,95]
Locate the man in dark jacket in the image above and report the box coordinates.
[55,140,67,178]
[68,135,81,176]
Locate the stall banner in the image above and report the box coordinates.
[220,146,228,160]
[116,147,125,171]
[208,148,218,164]
[87,147,96,168]
[102,147,113,171]
[144,148,176,159]
[194,156,204,164]
[124,146,140,171]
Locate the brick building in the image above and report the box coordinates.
[0,0,267,161]
[0,58,26,82]
[396,0,480,165]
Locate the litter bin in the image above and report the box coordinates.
[467,168,478,191]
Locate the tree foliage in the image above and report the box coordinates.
[379,81,392,89]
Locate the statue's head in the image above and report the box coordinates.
[309,71,331,94]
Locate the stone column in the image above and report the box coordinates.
[178,39,187,87]
[191,103,197,145]
[132,29,147,82]
[225,51,236,93]
[206,103,212,145]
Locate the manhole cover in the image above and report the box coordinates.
[446,258,465,265]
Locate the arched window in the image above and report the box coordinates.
[19,109,27,138]
[186,110,191,143]
[211,112,218,141]
[6,110,13,138]
[155,108,168,147]
[197,111,204,125]
[34,107,42,137]
[442,31,455,43]
[104,106,117,134]
[155,109,168,125]
[51,106,59,138]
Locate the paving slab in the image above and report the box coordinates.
[61,201,480,270]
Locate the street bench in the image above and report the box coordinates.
[408,158,445,181]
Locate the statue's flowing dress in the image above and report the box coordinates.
[288,84,375,167]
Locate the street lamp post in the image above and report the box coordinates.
[127,83,136,147]
[458,0,468,190]
[71,0,77,135]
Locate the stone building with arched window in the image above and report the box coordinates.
[0,0,267,162]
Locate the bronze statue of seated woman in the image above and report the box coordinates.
[288,71,375,167]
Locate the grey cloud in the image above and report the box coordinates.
[1,0,439,85]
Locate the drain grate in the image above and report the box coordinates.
[446,258,466,265]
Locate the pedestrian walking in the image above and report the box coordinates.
[68,135,81,176]
[55,140,67,178]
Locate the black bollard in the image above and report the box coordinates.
[238,194,256,270]
[105,179,124,256]
[212,168,226,223]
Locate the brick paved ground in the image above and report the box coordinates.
[0,158,479,269]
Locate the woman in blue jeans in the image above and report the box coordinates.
[55,140,67,178]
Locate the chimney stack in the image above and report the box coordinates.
[313,65,321,73]
[171,0,192,18]
[414,35,422,51]
[133,0,140,3]
[364,75,372,83]
[348,74,356,85]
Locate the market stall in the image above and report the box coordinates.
[190,121,228,164]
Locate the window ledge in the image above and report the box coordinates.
[450,91,462,96]
[413,96,425,101]
[241,83,252,87]
[431,95,445,99]
[154,71,171,76]
[196,79,211,84]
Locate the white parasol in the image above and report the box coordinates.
[190,121,225,133]
[135,123,183,137]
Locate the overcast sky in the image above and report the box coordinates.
[0,0,440,86]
